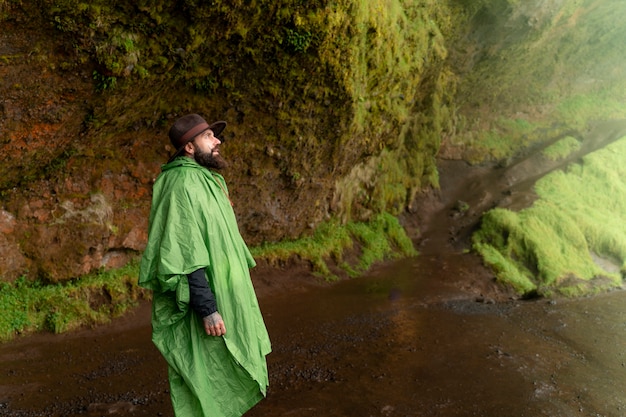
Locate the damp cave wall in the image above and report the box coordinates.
[0,0,459,283]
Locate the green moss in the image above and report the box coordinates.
[542,135,581,161]
[473,136,626,297]
[556,88,626,127]
[250,218,352,278]
[250,212,416,280]
[346,212,418,273]
[0,262,144,342]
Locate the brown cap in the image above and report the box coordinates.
[167,114,227,162]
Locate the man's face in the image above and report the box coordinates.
[191,129,228,170]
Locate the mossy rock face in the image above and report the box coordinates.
[0,0,455,281]
[472,135,626,297]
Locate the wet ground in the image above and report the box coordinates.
[249,258,626,417]
[1,121,626,417]
[1,253,625,417]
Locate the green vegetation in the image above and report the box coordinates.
[473,136,626,297]
[0,262,144,342]
[251,212,417,279]
[542,136,581,161]
[92,71,118,92]
[327,0,454,220]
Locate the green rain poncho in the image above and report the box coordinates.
[138,157,271,417]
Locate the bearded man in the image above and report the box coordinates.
[139,114,271,417]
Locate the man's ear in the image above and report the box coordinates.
[183,141,195,156]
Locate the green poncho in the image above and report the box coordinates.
[139,157,271,417]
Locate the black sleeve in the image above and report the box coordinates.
[186,268,218,318]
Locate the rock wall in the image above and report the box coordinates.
[0,1,456,282]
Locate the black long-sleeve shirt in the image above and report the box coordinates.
[186,268,217,318]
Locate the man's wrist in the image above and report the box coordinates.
[203,311,223,325]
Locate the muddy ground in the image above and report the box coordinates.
[1,120,625,417]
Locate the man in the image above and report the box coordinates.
[139,114,271,417]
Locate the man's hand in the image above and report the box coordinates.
[202,311,226,337]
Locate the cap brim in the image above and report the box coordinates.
[209,121,227,138]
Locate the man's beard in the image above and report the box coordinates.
[194,146,228,170]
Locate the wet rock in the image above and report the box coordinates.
[0,232,28,282]
[0,210,16,234]
[0,209,29,281]
[120,225,147,252]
